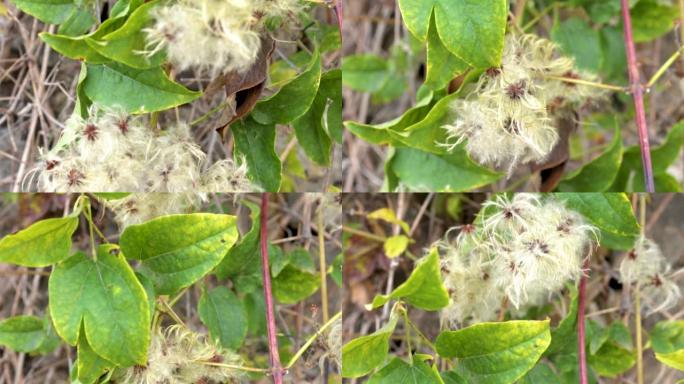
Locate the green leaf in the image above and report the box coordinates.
[425,12,469,90]
[398,0,507,68]
[135,271,156,320]
[557,125,623,191]
[342,54,390,93]
[330,253,343,286]
[610,121,684,192]
[557,193,639,250]
[545,285,579,356]
[0,214,79,267]
[77,330,114,384]
[551,17,602,73]
[273,265,320,304]
[367,358,443,383]
[388,147,503,192]
[0,316,46,353]
[120,213,238,294]
[587,340,635,377]
[630,0,678,43]
[58,7,95,36]
[252,50,322,125]
[10,0,77,24]
[198,286,247,350]
[83,62,201,114]
[231,117,281,191]
[384,235,410,258]
[215,201,261,283]
[650,321,684,370]
[292,70,340,165]
[435,320,551,384]
[48,245,149,366]
[86,0,164,69]
[441,371,468,384]
[342,313,399,378]
[368,248,449,311]
[40,32,110,63]
[518,363,561,384]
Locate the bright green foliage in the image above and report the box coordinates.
[557,126,623,192]
[252,50,322,125]
[369,248,449,311]
[0,316,49,353]
[586,322,636,377]
[85,0,165,68]
[435,320,552,384]
[424,13,468,90]
[342,313,399,378]
[558,193,640,250]
[544,286,579,356]
[77,330,114,384]
[48,246,149,366]
[215,201,261,285]
[386,147,503,192]
[650,321,684,370]
[398,0,507,68]
[610,121,684,192]
[83,62,201,114]
[198,286,248,350]
[292,69,341,165]
[231,117,281,191]
[342,54,391,93]
[368,358,442,383]
[630,0,679,42]
[10,0,81,25]
[120,213,238,294]
[0,214,79,267]
[273,265,320,304]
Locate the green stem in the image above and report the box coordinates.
[544,75,627,92]
[317,202,329,323]
[285,311,341,369]
[82,197,97,260]
[342,226,386,242]
[409,320,437,353]
[195,361,271,373]
[190,101,230,127]
[646,46,684,88]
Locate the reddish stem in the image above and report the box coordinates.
[620,0,655,192]
[334,1,343,32]
[260,193,284,384]
[577,258,590,384]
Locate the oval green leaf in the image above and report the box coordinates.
[368,358,442,383]
[198,286,248,350]
[342,313,399,378]
[83,62,201,114]
[48,246,149,366]
[0,315,46,353]
[368,248,449,311]
[0,215,79,267]
[120,213,239,294]
[436,320,551,384]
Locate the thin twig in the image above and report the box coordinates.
[285,311,341,369]
[260,194,284,384]
[621,0,655,192]
[578,258,589,384]
[317,201,329,323]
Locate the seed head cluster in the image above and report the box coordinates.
[439,194,596,326]
[443,34,604,174]
[32,105,254,193]
[144,0,303,75]
[112,325,243,384]
[619,236,681,315]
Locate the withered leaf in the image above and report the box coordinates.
[207,37,275,138]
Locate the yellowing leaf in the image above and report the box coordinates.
[383,235,410,258]
[367,208,410,234]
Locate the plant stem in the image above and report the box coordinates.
[514,0,527,26]
[635,194,646,384]
[317,201,329,323]
[196,361,271,373]
[402,307,413,364]
[285,311,342,369]
[647,46,684,88]
[260,193,284,384]
[342,225,386,242]
[620,0,655,192]
[83,197,97,260]
[543,75,627,92]
[577,258,589,384]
